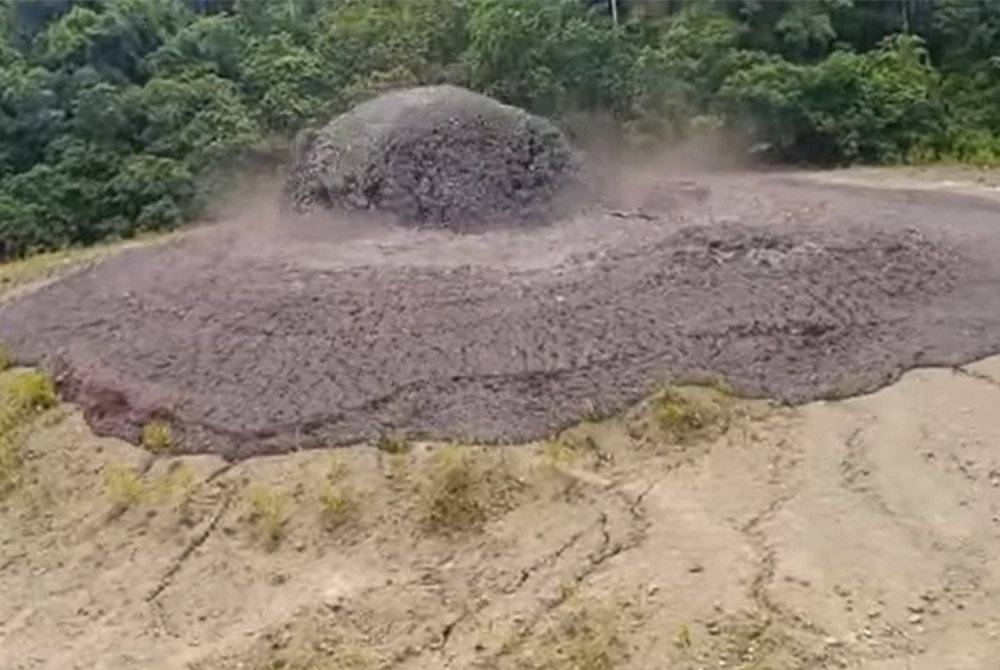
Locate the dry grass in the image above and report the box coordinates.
[540,431,603,470]
[0,369,58,499]
[419,447,488,532]
[0,246,111,300]
[652,387,730,442]
[104,464,144,514]
[375,431,412,454]
[2,370,58,413]
[671,612,826,670]
[246,482,289,550]
[0,235,166,301]
[149,462,196,504]
[318,455,357,529]
[224,620,376,670]
[102,460,198,519]
[418,446,519,533]
[516,597,626,670]
[541,438,579,468]
[141,420,173,454]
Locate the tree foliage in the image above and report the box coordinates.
[0,0,998,260]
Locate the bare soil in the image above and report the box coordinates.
[2,171,1000,458]
[3,356,1000,669]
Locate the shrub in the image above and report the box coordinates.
[141,420,173,453]
[720,35,944,164]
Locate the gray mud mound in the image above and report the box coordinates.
[2,175,1000,459]
[285,85,581,230]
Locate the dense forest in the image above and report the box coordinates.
[1,0,998,259]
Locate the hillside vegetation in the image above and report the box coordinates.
[1,0,998,259]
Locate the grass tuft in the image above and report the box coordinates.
[652,387,728,442]
[3,370,57,414]
[104,464,144,514]
[141,420,173,453]
[246,482,289,550]
[375,431,411,454]
[319,455,357,529]
[150,462,195,504]
[523,597,625,670]
[0,343,10,372]
[0,369,57,499]
[541,438,579,468]
[417,446,520,533]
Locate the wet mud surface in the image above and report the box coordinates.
[1,173,999,458]
[286,85,581,230]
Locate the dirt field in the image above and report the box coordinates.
[3,355,1000,670]
[2,170,1000,457]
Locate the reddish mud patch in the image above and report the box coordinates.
[1,173,999,458]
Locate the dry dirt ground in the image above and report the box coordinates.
[2,168,1000,669]
[3,357,1000,670]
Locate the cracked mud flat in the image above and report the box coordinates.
[4,357,1000,669]
[2,172,1000,457]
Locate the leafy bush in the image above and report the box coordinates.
[721,35,943,163]
[0,0,997,260]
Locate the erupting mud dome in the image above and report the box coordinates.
[284,85,581,230]
[2,173,1000,459]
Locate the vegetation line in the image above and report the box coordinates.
[1,0,998,261]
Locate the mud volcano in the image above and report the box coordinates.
[3,170,1000,459]
[285,85,580,230]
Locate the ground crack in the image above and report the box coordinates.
[737,456,827,638]
[839,417,893,517]
[953,365,1000,390]
[145,489,233,602]
[501,524,593,595]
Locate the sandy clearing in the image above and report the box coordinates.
[2,355,1000,669]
